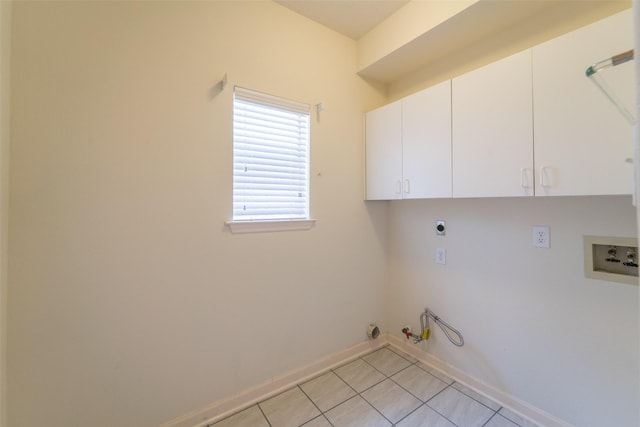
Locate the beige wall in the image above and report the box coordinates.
[356,0,477,72]
[387,196,639,427]
[8,2,388,425]
[1,1,11,426]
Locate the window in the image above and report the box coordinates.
[229,87,313,232]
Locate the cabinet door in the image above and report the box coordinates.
[365,100,402,200]
[452,50,534,198]
[402,80,452,199]
[532,9,633,196]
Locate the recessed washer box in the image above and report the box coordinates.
[584,235,638,285]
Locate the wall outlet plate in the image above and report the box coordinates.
[532,226,550,248]
[436,248,446,264]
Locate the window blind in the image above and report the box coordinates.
[233,87,310,221]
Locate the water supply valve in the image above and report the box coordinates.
[624,248,638,267]
[402,327,422,343]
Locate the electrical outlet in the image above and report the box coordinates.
[533,226,550,248]
[436,248,446,264]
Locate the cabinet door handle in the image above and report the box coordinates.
[540,166,551,188]
[404,179,410,194]
[520,168,532,189]
[396,180,402,194]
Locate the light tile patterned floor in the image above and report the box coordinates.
[209,346,538,427]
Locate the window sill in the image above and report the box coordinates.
[225,219,316,234]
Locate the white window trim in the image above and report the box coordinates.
[225,219,316,234]
[228,86,313,233]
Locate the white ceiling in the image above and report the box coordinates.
[274,0,409,40]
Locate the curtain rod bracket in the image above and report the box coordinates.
[315,102,324,122]
[220,73,228,91]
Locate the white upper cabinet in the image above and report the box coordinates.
[365,9,634,201]
[532,9,634,196]
[452,50,534,198]
[365,100,402,200]
[365,81,452,200]
[402,80,452,199]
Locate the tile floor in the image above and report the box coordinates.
[209,346,538,427]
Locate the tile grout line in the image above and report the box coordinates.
[482,411,500,427]
[358,348,422,425]
[422,384,464,427]
[424,383,503,427]
[333,355,397,426]
[402,351,507,423]
[334,347,456,427]
[360,348,398,377]
[388,353,449,426]
[451,382,504,413]
[392,402,430,426]
[360,392,397,426]
[296,384,335,427]
[256,402,273,427]
[330,349,417,426]
[390,345,532,427]
[388,361,449,403]
[360,346,458,427]
[332,359,387,395]
[213,345,516,427]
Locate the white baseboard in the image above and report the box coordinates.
[161,335,388,427]
[387,334,573,427]
[162,333,571,427]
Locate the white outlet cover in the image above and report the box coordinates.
[436,248,446,264]
[533,226,550,248]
